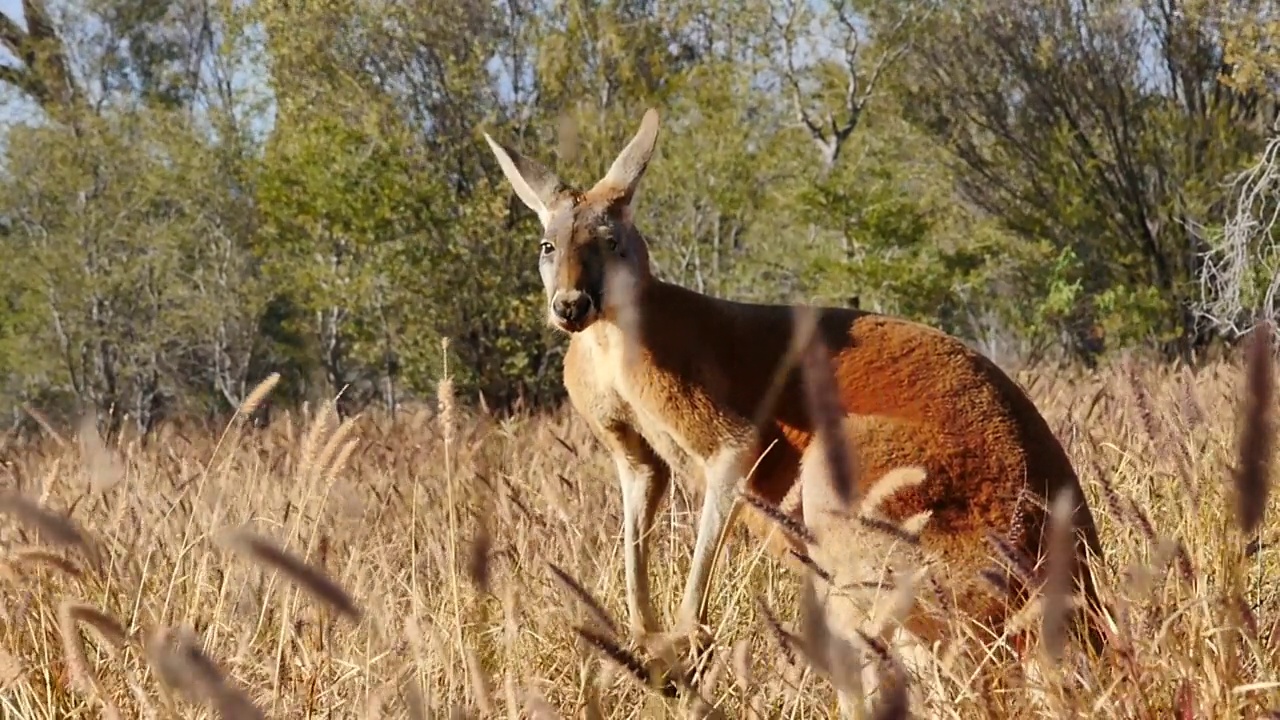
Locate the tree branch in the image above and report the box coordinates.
[772,0,826,146]
[0,62,41,100]
[773,0,934,170]
[0,0,83,118]
[1195,120,1280,341]
[0,12,24,59]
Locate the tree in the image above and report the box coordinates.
[0,0,82,120]
[1192,1,1280,343]
[893,0,1275,359]
[1194,122,1280,342]
[2,0,1275,430]
[1,110,259,433]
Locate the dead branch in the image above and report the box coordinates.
[771,0,933,170]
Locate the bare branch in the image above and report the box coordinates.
[855,6,918,112]
[0,0,83,117]
[1194,117,1280,343]
[0,11,25,58]
[771,0,826,148]
[0,63,39,98]
[772,0,934,170]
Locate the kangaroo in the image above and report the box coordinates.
[482,108,1107,708]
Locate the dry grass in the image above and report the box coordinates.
[0,344,1278,719]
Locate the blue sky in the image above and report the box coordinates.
[0,0,21,28]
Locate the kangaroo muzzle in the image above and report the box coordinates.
[552,291,594,328]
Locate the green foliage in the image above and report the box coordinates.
[779,105,1037,345]
[1037,246,1085,331]
[0,108,263,430]
[894,0,1273,358]
[0,0,1277,425]
[255,99,436,375]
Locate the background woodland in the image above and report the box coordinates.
[0,0,1278,432]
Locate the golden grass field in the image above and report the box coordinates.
[0,347,1276,719]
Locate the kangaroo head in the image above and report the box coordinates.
[483,109,661,334]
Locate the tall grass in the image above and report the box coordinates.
[0,341,1276,718]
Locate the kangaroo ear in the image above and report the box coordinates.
[483,133,565,227]
[591,108,661,209]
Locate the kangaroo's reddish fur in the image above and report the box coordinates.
[483,108,1107,679]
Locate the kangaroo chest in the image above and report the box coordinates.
[569,325,744,476]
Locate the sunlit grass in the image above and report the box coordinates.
[0,348,1277,718]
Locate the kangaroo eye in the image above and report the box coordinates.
[539,241,555,256]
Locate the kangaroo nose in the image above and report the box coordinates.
[553,293,591,324]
